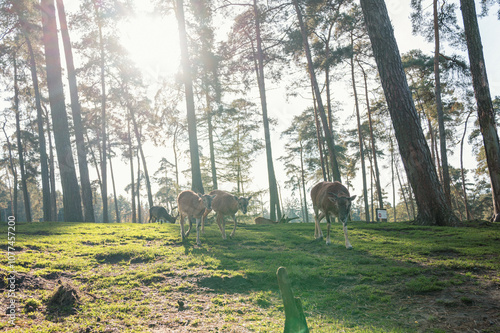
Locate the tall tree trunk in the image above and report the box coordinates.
[390,137,397,222]
[433,0,452,205]
[92,0,108,222]
[44,107,58,220]
[136,149,142,223]
[175,0,204,194]
[350,50,370,222]
[129,105,153,208]
[253,0,281,220]
[14,57,32,222]
[360,0,458,226]
[173,124,180,198]
[128,120,136,224]
[2,124,18,220]
[206,94,218,190]
[460,111,473,220]
[22,32,51,222]
[460,0,500,222]
[312,89,327,181]
[299,141,309,223]
[40,0,83,222]
[109,155,120,223]
[360,65,384,210]
[57,0,94,222]
[292,0,341,183]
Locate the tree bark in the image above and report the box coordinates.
[2,124,18,220]
[350,49,370,222]
[128,120,136,224]
[253,0,281,220]
[14,53,32,222]
[57,0,95,222]
[460,0,500,222]
[92,0,108,222]
[109,155,120,223]
[292,0,342,183]
[433,0,452,205]
[44,107,58,220]
[360,65,384,210]
[360,0,458,226]
[175,0,204,194]
[41,0,84,222]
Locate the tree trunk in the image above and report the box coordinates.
[360,65,384,210]
[44,107,58,220]
[57,0,95,222]
[206,94,218,190]
[41,0,83,222]
[433,0,452,205]
[390,137,397,222]
[360,0,458,226]
[460,111,473,220]
[13,53,32,222]
[136,149,142,223]
[175,0,204,194]
[91,0,108,222]
[129,105,153,209]
[350,50,370,222]
[109,155,120,223]
[128,120,136,224]
[2,124,18,220]
[460,0,500,222]
[299,141,309,223]
[253,0,281,220]
[292,0,341,183]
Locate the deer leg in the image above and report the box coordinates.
[196,217,201,246]
[343,223,353,249]
[325,215,332,245]
[230,215,237,238]
[185,217,193,237]
[201,209,211,234]
[313,207,321,239]
[180,215,186,241]
[216,213,226,240]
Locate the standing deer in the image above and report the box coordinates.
[177,190,216,245]
[148,206,178,224]
[201,190,252,239]
[311,181,356,249]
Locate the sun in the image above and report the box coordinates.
[118,12,180,83]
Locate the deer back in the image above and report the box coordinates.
[211,192,239,215]
[177,190,207,218]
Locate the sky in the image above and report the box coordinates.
[6,0,500,218]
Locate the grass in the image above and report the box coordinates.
[1,219,499,332]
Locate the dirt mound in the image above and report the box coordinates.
[47,279,82,315]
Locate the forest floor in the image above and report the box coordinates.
[0,219,499,332]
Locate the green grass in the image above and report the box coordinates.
[1,220,499,332]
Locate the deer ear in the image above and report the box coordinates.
[349,195,357,201]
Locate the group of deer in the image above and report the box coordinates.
[149,190,252,246]
[150,181,356,249]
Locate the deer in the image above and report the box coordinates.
[177,190,216,245]
[311,181,356,249]
[201,190,252,239]
[148,206,178,224]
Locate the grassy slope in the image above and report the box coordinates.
[1,220,499,332]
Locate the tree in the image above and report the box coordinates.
[175,0,204,194]
[57,0,94,222]
[460,0,500,222]
[359,0,458,226]
[292,0,342,183]
[40,0,83,222]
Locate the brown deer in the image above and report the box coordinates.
[254,215,299,224]
[311,181,356,249]
[148,206,178,224]
[177,190,216,245]
[201,190,251,239]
